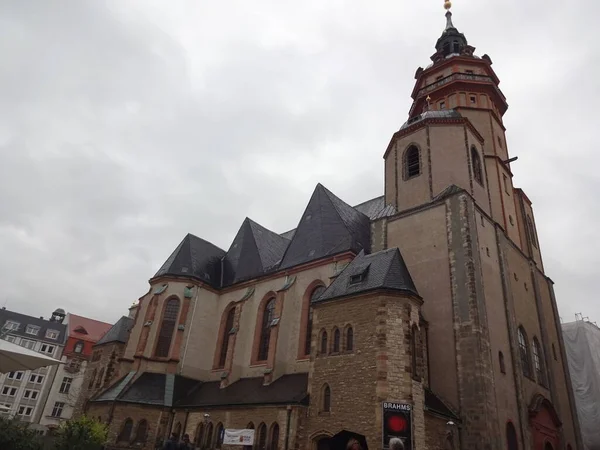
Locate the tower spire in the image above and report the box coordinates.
[443,0,455,30]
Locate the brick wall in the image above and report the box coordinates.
[425,414,450,450]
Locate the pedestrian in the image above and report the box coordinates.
[179,433,193,450]
[389,438,405,450]
[162,433,179,450]
[346,438,363,450]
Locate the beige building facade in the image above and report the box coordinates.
[77,6,582,450]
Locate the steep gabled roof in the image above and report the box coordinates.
[68,314,112,342]
[314,248,419,303]
[154,233,226,287]
[279,184,371,270]
[223,218,290,285]
[95,316,134,346]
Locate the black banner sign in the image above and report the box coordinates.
[382,402,413,450]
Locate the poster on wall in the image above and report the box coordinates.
[223,429,255,446]
[382,402,413,450]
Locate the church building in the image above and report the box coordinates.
[78,3,583,450]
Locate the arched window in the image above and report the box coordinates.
[195,423,204,448]
[443,42,451,56]
[527,216,538,249]
[74,340,84,353]
[332,328,340,353]
[95,367,105,388]
[518,327,531,378]
[322,384,331,412]
[88,368,97,389]
[411,325,419,380]
[155,298,180,357]
[133,419,148,444]
[532,337,546,385]
[117,418,133,443]
[346,326,354,351]
[499,351,506,374]
[270,423,280,450]
[453,41,460,53]
[205,423,213,448]
[305,286,325,355]
[257,423,267,450]
[320,330,328,355]
[247,422,254,429]
[218,307,236,368]
[215,422,224,449]
[506,422,518,450]
[471,147,483,186]
[404,146,421,179]
[258,299,276,361]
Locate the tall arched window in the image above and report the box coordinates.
[74,340,84,353]
[322,384,331,412]
[257,423,267,450]
[506,422,518,450]
[320,330,328,355]
[155,298,180,357]
[88,368,97,389]
[532,337,546,385]
[205,423,213,449]
[218,307,236,368]
[404,146,421,179]
[305,286,325,356]
[258,299,276,361]
[270,423,280,450]
[499,351,506,374]
[346,326,354,351]
[471,146,483,186]
[117,418,133,443]
[332,328,340,353]
[215,422,224,449]
[527,216,538,249]
[95,367,105,388]
[195,423,204,448]
[518,327,531,378]
[133,419,148,444]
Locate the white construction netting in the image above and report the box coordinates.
[562,320,600,450]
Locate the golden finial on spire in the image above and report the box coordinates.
[444,0,452,10]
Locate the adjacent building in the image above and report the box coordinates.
[0,307,67,433]
[561,320,600,450]
[80,5,582,450]
[40,313,112,430]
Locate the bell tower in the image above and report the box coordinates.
[384,0,520,245]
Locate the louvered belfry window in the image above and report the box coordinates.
[405,146,420,178]
[155,298,180,357]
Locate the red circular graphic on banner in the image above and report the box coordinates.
[387,415,407,433]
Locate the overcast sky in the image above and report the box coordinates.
[0,0,597,326]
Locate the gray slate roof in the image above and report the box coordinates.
[400,109,462,130]
[0,308,67,345]
[154,233,226,287]
[279,184,371,270]
[223,218,290,285]
[95,316,133,346]
[177,373,308,408]
[314,248,419,303]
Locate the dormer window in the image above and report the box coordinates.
[439,101,446,110]
[74,326,88,335]
[349,264,370,285]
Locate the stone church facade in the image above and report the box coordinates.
[77,6,583,450]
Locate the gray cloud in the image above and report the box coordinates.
[0,0,597,324]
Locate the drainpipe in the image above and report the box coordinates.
[284,406,292,450]
[180,286,200,375]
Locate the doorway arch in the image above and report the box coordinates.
[529,394,561,450]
